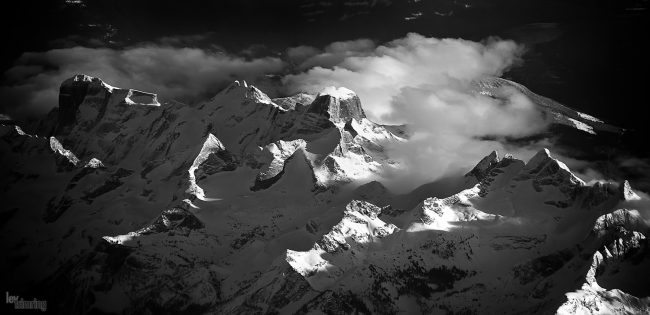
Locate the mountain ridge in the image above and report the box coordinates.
[0,74,647,314]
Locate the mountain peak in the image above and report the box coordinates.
[215,80,276,107]
[465,150,500,180]
[525,148,552,168]
[524,148,576,177]
[58,74,160,128]
[620,180,642,201]
[520,148,585,187]
[307,86,366,123]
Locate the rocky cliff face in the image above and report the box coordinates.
[0,75,647,314]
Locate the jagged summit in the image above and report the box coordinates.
[519,148,585,187]
[465,150,499,180]
[524,148,553,170]
[464,149,522,190]
[307,86,366,123]
[58,74,160,128]
[459,147,642,217]
[216,79,278,107]
[285,200,399,290]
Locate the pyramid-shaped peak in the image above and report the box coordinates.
[217,80,276,106]
[524,148,554,170]
[525,148,577,178]
[482,150,499,165]
[465,150,500,180]
[521,148,585,186]
[532,148,551,159]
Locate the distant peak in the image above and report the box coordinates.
[465,150,500,181]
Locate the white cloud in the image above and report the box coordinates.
[283,33,551,191]
[0,33,563,192]
[290,39,377,71]
[1,45,285,117]
[284,33,524,121]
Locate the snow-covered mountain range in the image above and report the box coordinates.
[0,74,647,314]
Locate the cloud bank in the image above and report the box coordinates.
[0,33,574,192]
[284,33,550,192]
[0,45,284,117]
[284,34,524,121]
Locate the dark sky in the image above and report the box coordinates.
[1,0,648,139]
